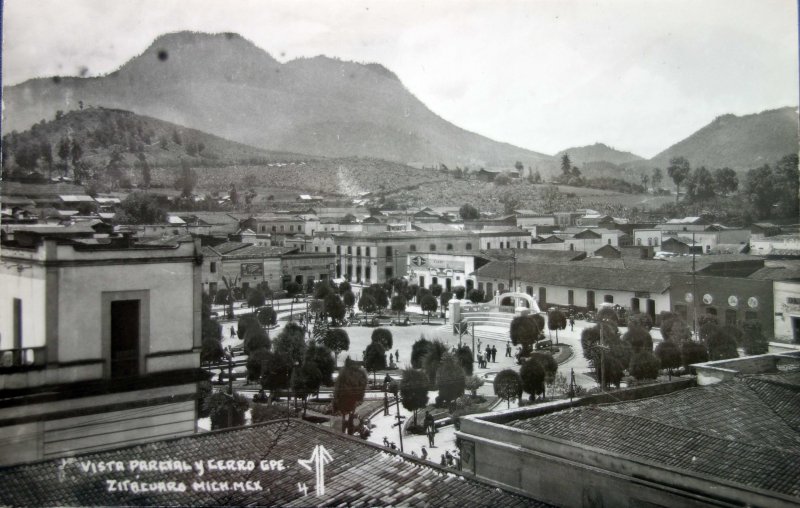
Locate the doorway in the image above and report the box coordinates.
[110,300,140,378]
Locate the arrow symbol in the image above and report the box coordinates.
[298,445,333,496]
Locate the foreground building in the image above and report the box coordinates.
[0,419,547,507]
[0,229,204,466]
[457,352,800,507]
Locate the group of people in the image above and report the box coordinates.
[477,345,497,368]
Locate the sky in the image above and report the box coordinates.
[2,0,798,157]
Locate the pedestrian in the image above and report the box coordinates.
[411,451,417,458]
[395,349,399,363]
[424,411,436,447]
[383,436,390,447]
[230,326,236,338]
[491,345,497,362]
[445,451,454,467]
[477,352,484,369]
[569,316,575,331]
[485,346,491,364]
[506,342,512,357]
[421,446,428,460]
[440,454,446,466]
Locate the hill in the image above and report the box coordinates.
[2,31,554,173]
[555,143,644,166]
[648,107,798,170]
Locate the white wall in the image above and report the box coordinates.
[0,265,47,350]
[774,281,800,342]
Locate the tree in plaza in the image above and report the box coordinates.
[314,281,333,300]
[390,294,407,318]
[343,290,356,314]
[547,308,567,344]
[214,289,230,306]
[459,204,480,221]
[364,342,387,385]
[421,294,438,323]
[257,307,277,336]
[440,291,453,313]
[529,351,558,389]
[285,281,302,302]
[598,355,625,389]
[581,321,622,379]
[468,288,485,303]
[247,289,266,309]
[455,344,474,376]
[238,314,260,339]
[411,337,432,368]
[655,340,681,378]
[243,324,271,355]
[333,358,368,434]
[324,293,346,325]
[596,306,619,326]
[667,156,691,204]
[494,369,523,408]
[453,286,466,300]
[291,361,323,417]
[338,281,352,295]
[220,275,240,319]
[204,388,249,430]
[273,322,307,366]
[520,356,546,400]
[628,312,653,331]
[367,284,389,313]
[416,286,432,304]
[713,167,739,196]
[681,341,709,373]
[405,284,419,302]
[260,349,293,400]
[705,325,739,361]
[422,339,449,388]
[304,342,336,386]
[629,351,660,381]
[201,336,224,366]
[400,368,429,426]
[510,314,540,357]
[622,326,654,354]
[358,293,377,319]
[435,354,466,406]
[246,347,271,382]
[742,321,769,355]
[464,374,484,396]
[371,328,393,350]
[429,283,443,298]
[321,328,350,365]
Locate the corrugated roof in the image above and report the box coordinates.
[0,420,546,507]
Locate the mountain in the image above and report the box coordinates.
[555,143,644,166]
[648,107,799,170]
[2,31,553,171]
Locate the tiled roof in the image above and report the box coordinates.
[0,420,546,507]
[510,374,800,497]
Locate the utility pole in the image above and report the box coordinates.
[692,231,698,340]
[393,396,405,453]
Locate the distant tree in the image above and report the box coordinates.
[136,151,151,188]
[628,312,653,331]
[257,307,277,333]
[547,309,567,344]
[321,328,350,364]
[455,345,474,376]
[705,326,739,361]
[514,161,524,171]
[493,369,523,408]
[422,340,449,388]
[286,281,302,301]
[421,294,438,323]
[324,293,346,325]
[416,286,432,303]
[247,289,266,308]
[172,128,182,145]
[494,173,511,185]
[744,165,776,219]
[304,343,336,386]
[201,336,224,366]
[655,340,681,378]
[435,354,465,405]
[333,358,368,434]
[530,351,558,387]
[596,306,619,326]
[464,374,484,396]
[459,204,480,221]
[176,158,197,197]
[204,388,248,430]
[291,360,322,417]
[622,326,653,353]
[742,321,769,355]
[70,140,83,180]
[681,341,709,372]
[453,286,466,300]
[400,368,429,425]
[390,294,407,317]
[429,283,443,298]
[685,166,716,202]
[338,281,352,295]
[411,337,432,369]
[651,167,663,190]
[238,314,260,339]
[440,291,453,312]
[243,324,270,355]
[114,192,167,224]
[358,294,377,318]
[246,347,271,382]
[273,322,307,366]
[57,137,71,176]
[367,284,389,312]
[641,174,650,190]
[713,167,738,196]
[520,356,546,400]
[629,351,660,381]
[667,156,691,204]
[468,288,485,303]
[343,290,356,313]
[510,314,540,356]
[560,154,572,177]
[774,154,799,218]
[371,328,393,350]
[314,281,333,300]
[364,342,386,385]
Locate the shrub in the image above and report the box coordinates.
[629,351,660,381]
[742,321,769,355]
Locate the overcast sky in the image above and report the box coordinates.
[2,0,798,157]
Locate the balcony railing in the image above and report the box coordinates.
[0,347,47,371]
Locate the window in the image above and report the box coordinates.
[386,246,393,258]
[365,266,371,280]
[486,243,491,249]
[526,286,534,296]
[419,276,426,287]
[280,225,284,232]
[336,246,341,255]
[745,311,757,321]
[636,238,642,246]
[608,239,612,245]
[569,244,574,251]
[209,282,217,295]
[210,262,217,273]
[13,298,22,350]
[326,247,331,253]
[517,241,521,248]
[498,283,505,293]
[365,247,371,256]
[604,295,614,303]
[647,238,653,246]
[466,243,473,250]
[725,309,737,327]
[478,282,484,292]
[289,225,294,232]
[568,290,574,305]
[486,282,493,296]
[410,244,417,252]
[587,291,595,309]
[655,238,659,246]
[446,243,453,251]
[539,287,547,306]
[356,247,361,256]
[430,244,436,251]
[385,266,393,278]
[272,226,277,232]
[523,241,528,249]
[260,226,266,233]
[315,246,319,252]
[347,246,352,255]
